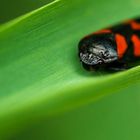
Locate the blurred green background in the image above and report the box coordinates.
[12,84,140,140]
[1,0,140,140]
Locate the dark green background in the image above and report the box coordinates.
[0,0,53,24]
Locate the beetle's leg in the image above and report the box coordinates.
[82,63,99,71]
[82,63,93,71]
[106,61,129,71]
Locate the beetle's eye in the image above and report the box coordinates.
[104,51,109,57]
[99,50,109,58]
[99,50,104,56]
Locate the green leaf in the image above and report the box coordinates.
[0,0,140,139]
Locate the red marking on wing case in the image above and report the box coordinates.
[123,19,132,24]
[130,21,140,30]
[115,34,128,58]
[123,20,140,30]
[94,29,111,34]
[83,29,112,40]
[131,35,140,57]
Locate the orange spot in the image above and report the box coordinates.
[123,20,132,24]
[83,29,111,40]
[130,21,140,30]
[131,35,140,57]
[94,29,111,34]
[115,34,128,58]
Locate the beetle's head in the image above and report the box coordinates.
[78,33,118,66]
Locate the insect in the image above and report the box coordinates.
[78,17,140,71]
